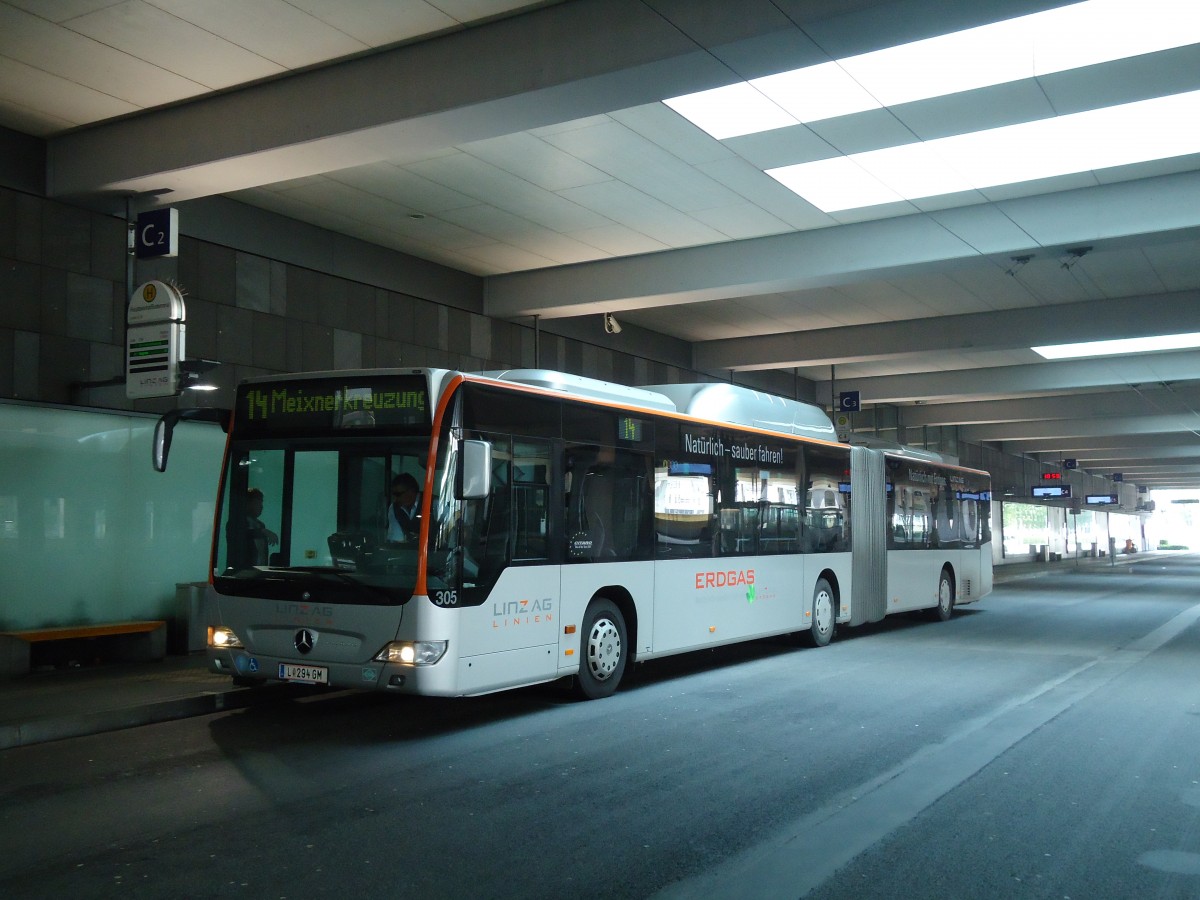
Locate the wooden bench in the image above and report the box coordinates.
[0,620,167,677]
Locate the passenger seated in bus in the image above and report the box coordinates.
[227,488,279,568]
[386,473,421,543]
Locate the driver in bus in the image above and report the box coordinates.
[386,473,422,543]
[227,487,279,568]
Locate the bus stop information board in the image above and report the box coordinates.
[126,280,185,399]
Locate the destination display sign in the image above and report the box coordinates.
[235,376,430,435]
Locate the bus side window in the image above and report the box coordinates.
[474,439,512,580]
[566,447,650,562]
[654,466,714,559]
[512,439,550,561]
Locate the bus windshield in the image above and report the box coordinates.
[212,373,435,604]
[213,437,433,604]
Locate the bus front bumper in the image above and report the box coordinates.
[207,647,458,695]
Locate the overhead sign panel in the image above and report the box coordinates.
[135,208,178,259]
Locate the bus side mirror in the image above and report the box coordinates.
[152,407,231,472]
[152,412,177,472]
[459,440,492,499]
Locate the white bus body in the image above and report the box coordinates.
[203,368,992,698]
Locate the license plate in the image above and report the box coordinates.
[278,663,328,684]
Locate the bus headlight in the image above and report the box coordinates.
[208,626,244,649]
[375,640,448,666]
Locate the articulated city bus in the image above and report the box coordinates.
[186,368,991,699]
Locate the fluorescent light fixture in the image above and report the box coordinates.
[1032,332,1200,359]
[752,62,880,125]
[664,0,1200,137]
[766,89,1200,211]
[662,82,796,140]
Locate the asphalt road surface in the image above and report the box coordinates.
[3,556,1200,899]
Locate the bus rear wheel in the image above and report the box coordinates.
[807,578,836,648]
[931,568,955,621]
[575,598,627,700]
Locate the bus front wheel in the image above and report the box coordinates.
[576,598,627,700]
[807,578,836,648]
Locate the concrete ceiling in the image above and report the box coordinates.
[3,0,1200,488]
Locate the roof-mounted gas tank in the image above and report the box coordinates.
[643,382,836,441]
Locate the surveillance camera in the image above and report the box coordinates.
[604,313,622,335]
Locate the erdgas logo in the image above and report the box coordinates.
[696,569,758,605]
[695,569,755,589]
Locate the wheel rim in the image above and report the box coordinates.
[587,616,622,681]
[939,575,952,614]
[813,588,833,637]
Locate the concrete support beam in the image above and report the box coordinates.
[696,292,1200,371]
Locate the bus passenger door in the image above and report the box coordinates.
[456,437,560,676]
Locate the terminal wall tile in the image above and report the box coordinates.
[404,341,431,370]
[469,313,492,360]
[582,343,613,382]
[251,312,287,372]
[300,322,334,371]
[333,328,362,370]
[0,259,40,331]
[0,328,13,397]
[504,320,527,366]
[315,272,348,329]
[109,279,125,345]
[285,319,304,372]
[374,288,388,337]
[539,333,564,372]
[184,297,218,360]
[285,265,320,324]
[13,331,37,398]
[563,339,582,376]
[197,242,235,307]
[360,334,377,369]
[176,237,200,296]
[516,326,535,368]
[391,294,420,343]
[343,280,374,334]
[89,340,123,385]
[0,190,42,264]
[633,356,649,386]
[411,299,440,350]
[235,252,271,313]
[613,352,635,386]
[66,272,116,343]
[375,337,402,369]
[90,214,126,282]
[445,308,469,354]
[36,334,88,403]
[269,261,287,316]
[41,203,91,276]
[216,305,253,366]
[135,255,180,289]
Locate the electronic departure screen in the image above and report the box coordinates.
[234,375,430,435]
[1031,485,1071,498]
